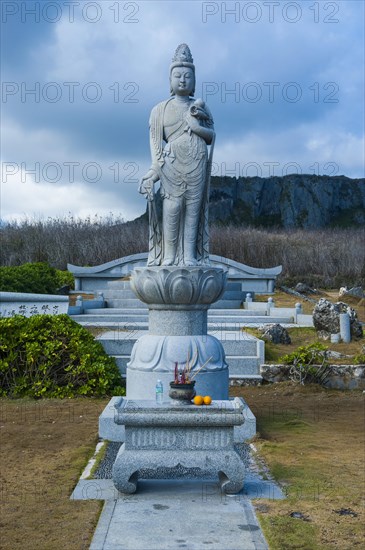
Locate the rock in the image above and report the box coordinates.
[317,330,331,340]
[326,350,352,359]
[290,512,310,521]
[56,285,71,295]
[261,324,291,344]
[294,283,312,294]
[313,298,363,340]
[339,286,364,299]
[208,174,365,229]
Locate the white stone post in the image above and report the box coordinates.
[267,297,274,316]
[295,302,302,323]
[76,295,83,313]
[339,313,351,343]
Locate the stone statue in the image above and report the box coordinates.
[139,44,215,267]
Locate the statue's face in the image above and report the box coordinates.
[170,66,195,96]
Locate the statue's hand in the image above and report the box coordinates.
[185,112,201,133]
[139,170,158,200]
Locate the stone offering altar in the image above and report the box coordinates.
[127,43,229,400]
[112,397,245,494]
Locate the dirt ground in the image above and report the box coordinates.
[0,386,364,550]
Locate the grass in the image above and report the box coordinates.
[0,398,108,550]
[232,383,365,549]
[255,290,365,320]
[243,287,364,365]
[1,386,364,549]
[244,325,364,364]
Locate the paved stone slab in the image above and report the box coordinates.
[88,480,269,550]
[71,476,285,503]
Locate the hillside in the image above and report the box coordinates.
[209,174,365,228]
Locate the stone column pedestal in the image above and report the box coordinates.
[126,266,229,400]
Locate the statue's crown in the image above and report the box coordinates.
[170,43,195,72]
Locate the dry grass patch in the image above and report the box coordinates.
[254,291,316,314]
[68,293,95,306]
[245,327,364,364]
[231,383,365,549]
[0,398,108,550]
[255,289,365,320]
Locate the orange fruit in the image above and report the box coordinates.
[193,395,204,406]
[203,396,212,405]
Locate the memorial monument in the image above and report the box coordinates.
[127,43,229,400]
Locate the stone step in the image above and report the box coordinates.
[105,299,247,309]
[97,332,260,356]
[81,308,265,318]
[106,280,131,289]
[102,289,137,299]
[225,356,260,375]
[71,315,293,327]
[85,312,149,320]
[106,299,147,309]
[213,300,242,309]
[80,309,261,324]
[102,289,244,301]
[114,355,129,374]
[221,290,243,300]
[225,282,241,291]
[105,280,242,292]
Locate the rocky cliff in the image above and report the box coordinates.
[209,175,365,228]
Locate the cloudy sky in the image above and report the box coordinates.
[1,0,364,221]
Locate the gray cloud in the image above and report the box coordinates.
[1,0,364,220]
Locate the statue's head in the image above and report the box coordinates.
[170,43,195,96]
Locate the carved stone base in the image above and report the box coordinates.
[126,265,229,400]
[113,448,244,494]
[112,398,245,494]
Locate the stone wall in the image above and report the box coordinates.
[0,291,69,317]
[259,363,365,390]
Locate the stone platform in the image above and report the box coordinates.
[112,398,246,494]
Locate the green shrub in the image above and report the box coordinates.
[0,314,124,398]
[55,269,74,290]
[279,343,330,385]
[0,262,74,294]
[354,353,365,365]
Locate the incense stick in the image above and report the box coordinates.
[190,356,213,381]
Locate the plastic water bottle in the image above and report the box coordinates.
[155,380,163,404]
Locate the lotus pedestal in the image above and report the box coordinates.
[126,266,229,400]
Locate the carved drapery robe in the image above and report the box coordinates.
[147,98,213,266]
